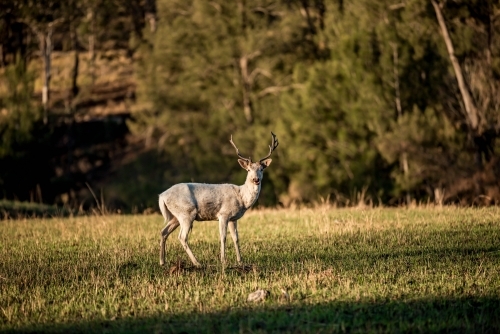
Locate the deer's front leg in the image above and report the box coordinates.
[228,220,242,264]
[218,217,229,267]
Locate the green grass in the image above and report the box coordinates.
[1,207,500,333]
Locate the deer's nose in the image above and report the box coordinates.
[252,177,260,184]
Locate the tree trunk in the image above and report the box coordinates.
[0,44,4,68]
[239,55,253,124]
[238,0,247,34]
[70,25,79,100]
[393,43,408,202]
[431,0,479,131]
[392,43,402,117]
[145,0,157,33]
[88,7,96,86]
[38,29,53,124]
[300,0,316,35]
[431,1,498,167]
[238,51,261,124]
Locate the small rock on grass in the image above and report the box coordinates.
[247,289,269,302]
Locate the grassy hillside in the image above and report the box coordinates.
[1,207,500,333]
[0,50,135,117]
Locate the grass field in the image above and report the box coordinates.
[1,207,500,333]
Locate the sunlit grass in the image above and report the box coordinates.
[1,207,500,333]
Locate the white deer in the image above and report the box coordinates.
[158,132,279,267]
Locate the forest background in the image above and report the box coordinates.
[1,0,499,212]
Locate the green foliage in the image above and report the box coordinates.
[275,1,397,203]
[0,199,70,218]
[278,62,386,202]
[0,59,55,201]
[1,208,500,332]
[377,106,464,197]
[3,0,500,206]
[0,59,40,158]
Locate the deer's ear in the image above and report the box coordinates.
[238,159,250,170]
[261,159,272,169]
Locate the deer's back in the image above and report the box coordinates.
[161,183,244,221]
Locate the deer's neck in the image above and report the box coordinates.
[239,181,261,209]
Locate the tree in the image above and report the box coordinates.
[376,0,500,202]
[15,0,65,123]
[276,0,396,204]
[432,0,479,131]
[0,57,48,200]
[130,0,325,201]
[0,58,39,158]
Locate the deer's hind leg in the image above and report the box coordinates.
[177,217,202,268]
[160,217,180,266]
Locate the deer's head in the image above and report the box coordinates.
[230,132,279,186]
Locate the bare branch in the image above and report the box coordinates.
[389,3,406,10]
[248,68,272,85]
[209,1,222,13]
[239,51,262,124]
[257,83,304,98]
[247,50,262,61]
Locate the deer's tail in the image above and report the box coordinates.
[158,194,172,223]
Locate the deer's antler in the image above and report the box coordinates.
[259,132,279,162]
[230,135,252,162]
